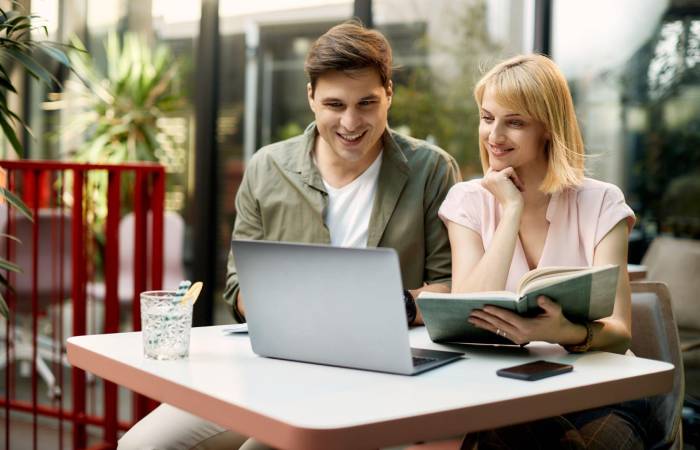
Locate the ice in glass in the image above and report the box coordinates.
[140,290,193,360]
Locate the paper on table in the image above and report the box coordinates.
[222,323,248,334]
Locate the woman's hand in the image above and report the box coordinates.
[481,167,525,210]
[468,296,575,345]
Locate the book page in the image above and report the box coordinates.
[520,275,593,321]
[518,265,618,322]
[417,291,518,301]
[518,265,615,295]
[516,266,586,292]
[520,270,584,295]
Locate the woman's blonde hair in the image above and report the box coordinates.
[474,54,584,193]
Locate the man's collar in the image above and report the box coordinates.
[380,127,409,175]
[290,122,411,246]
[297,123,323,190]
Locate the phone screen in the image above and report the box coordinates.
[496,360,573,381]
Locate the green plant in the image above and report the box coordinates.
[0,4,69,155]
[0,4,71,317]
[389,0,503,175]
[43,32,184,272]
[45,32,184,163]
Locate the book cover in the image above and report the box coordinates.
[417,265,619,344]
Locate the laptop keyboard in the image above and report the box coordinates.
[412,356,438,366]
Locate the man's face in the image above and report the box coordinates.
[308,68,392,167]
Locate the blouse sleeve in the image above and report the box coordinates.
[594,184,636,246]
[438,181,483,234]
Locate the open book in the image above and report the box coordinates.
[416,264,619,344]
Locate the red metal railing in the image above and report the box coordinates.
[0,160,166,450]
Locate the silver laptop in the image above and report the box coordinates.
[232,240,463,375]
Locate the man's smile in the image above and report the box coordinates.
[337,130,367,144]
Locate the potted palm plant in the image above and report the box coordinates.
[0,5,71,317]
[45,31,184,163]
[43,32,184,245]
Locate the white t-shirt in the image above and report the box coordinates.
[322,152,383,247]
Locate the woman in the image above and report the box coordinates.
[439,54,649,449]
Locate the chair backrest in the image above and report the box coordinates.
[117,211,186,300]
[630,281,684,449]
[642,236,700,331]
[0,208,72,307]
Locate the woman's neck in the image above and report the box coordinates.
[517,166,550,211]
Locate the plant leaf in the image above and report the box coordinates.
[0,272,16,293]
[0,258,22,273]
[0,187,33,221]
[0,99,23,122]
[5,47,53,85]
[0,113,22,154]
[0,295,7,319]
[0,233,21,244]
[41,45,71,68]
[0,67,17,92]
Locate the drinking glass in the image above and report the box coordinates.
[140,290,193,360]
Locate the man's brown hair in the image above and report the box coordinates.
[305,20,393,96]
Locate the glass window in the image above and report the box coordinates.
[211,2,530,313]
[553,0,700,259]
[226,0,530,175]
[375,0,530,177]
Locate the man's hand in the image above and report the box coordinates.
[410,283,450,325]
[236,292,246,320]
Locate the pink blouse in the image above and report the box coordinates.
[439,177,635,292]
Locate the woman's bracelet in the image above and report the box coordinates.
[563,322,593,353]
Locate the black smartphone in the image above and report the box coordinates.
[496,360,573,381]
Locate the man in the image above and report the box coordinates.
[119,20,459,450]
[225,21,459,324]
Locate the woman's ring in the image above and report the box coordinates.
[496,328,502,336]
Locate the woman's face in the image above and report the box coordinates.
[478,87,549,175]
